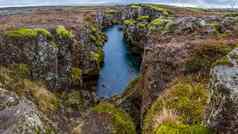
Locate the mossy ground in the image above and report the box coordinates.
[154,123,212,134]
[143,76,211,134]
[61,90,85,112]
[185,43,236,74]
[92,102,136,134]
[0,66,59,113]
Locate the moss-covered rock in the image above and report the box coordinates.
[92,102,136,134]
[145,4,173,16]
[56,25,73,39]
[0,66,59,113]
[143,76,209,134]
[90,50,104,67]
[6,28,52,40]
[124,19,136,26]
[70,67,82,86]
[62,90,84,112]
[137,16,150,21]
[0,88,56,134]
[73,102,136,134]
[8,64,31,79]
[154,123,212,134]
[148,17,172,31]
[185,43,236,74]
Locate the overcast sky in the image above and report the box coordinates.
[0,0,237,8]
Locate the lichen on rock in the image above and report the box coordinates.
[206,48,238,133]
[0,88,55,134]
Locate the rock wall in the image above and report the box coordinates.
[0,88,53,134]
[0,24,106,90]
[206,48,238,134]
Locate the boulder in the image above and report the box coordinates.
[0,88,52,134]
[206,48,238,134]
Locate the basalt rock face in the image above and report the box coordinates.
[206,48,238,134]
[0,24,105,90]
[0,88,52,134]
[128,15,238,114]
[0,28,73,89]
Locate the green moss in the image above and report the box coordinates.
[124,19,136,26]
[6,28,52,39]
[209,22,223,34]
[56,25,73,39]
[90,50,104,67]
[154,123,212,134]
[92,102,136,134]
[122,75,141,97]
[89,25,106,47]
[137,23,147,29]
[185,44,235,73]
[71,67,81,84]
[0,66,59,113]
[129,4,142,9]
[148,18,171,31]
[143,76,209,134]
[212,56,232,67]
[21,80,60,112]
[9,64,30,79]
[34,28,52,39]
[224,12,238,17]
[63,90,84,111]
[146,4,172,16]
[137,16,150,21]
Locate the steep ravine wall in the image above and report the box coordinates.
[99,4,238,134]
[0,14,107,134]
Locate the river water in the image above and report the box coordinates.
[96,25,140,98]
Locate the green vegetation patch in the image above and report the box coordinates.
[6,28,52,40]
[143,76,209,134]
[92,102,136,134]
[148,18,172,31]
[154,123,212,134]
[212,56,232,67]
[0,66,59,113]
[185,44,235,73]
[90,50,104,67]
[137,16,150,21]
[9,64,30,79]
[124,19,136,26]
[146,4,172,16]
[70,67,82,85]
[56,25,74,39]
[89,25,106,47]
[62,90,84,111]
[129,4,142,9]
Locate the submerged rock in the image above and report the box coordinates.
[206,48,238,134]
[0,88,53,134]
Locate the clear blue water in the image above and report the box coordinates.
[96,25,140,98]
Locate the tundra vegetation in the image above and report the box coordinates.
[0,3,238,134]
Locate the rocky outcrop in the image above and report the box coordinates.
[0,87,53,134]
[206,48,238,134]
[0,24,106,90]
[73,102,136,134]
[0,27,74,89]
